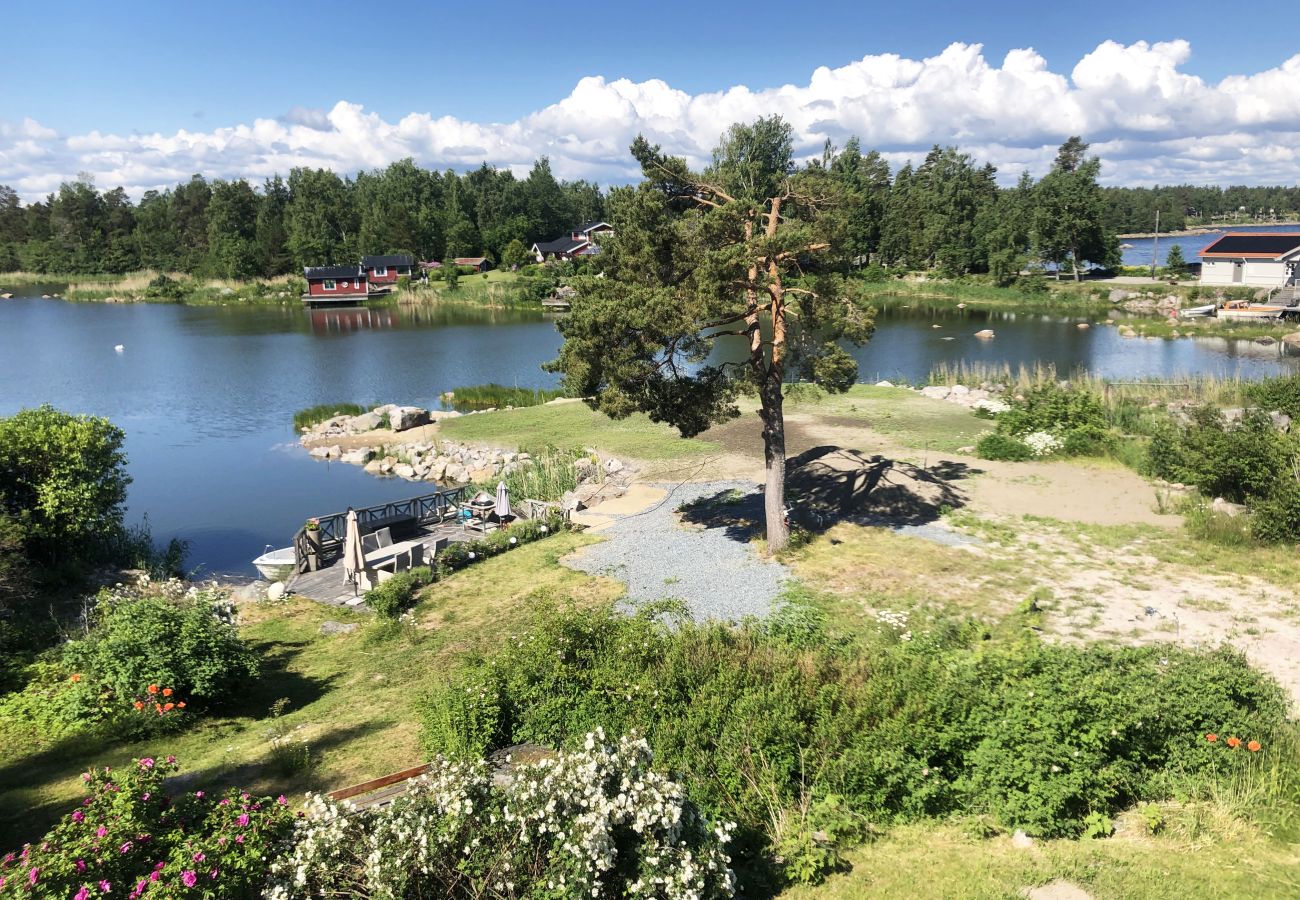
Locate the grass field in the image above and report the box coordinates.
[785,384,995,452]
[439,400,722,461]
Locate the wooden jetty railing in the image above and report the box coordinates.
[291,488,467,574]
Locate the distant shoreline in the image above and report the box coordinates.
[1118,221,1300,239]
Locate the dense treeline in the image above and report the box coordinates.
[1103,185,1300,234]
[9,134,1296,280]
[0,158,604,277]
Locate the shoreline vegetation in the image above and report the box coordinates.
[9,266,1300,331]
[1117,218,1300,239]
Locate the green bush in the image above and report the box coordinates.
[418,602,1288,885]
[976,432,1033,461]
[292,402,365,432]
[363,566,433,619]
[0,405,131,570]
[1,581,260,738]
[434,515,567,577]
[997,383,1106,438]
[1147,407,1287,503]
[1251,479,1300,544]
[1245,373,1300,419]
[3,756,293,898]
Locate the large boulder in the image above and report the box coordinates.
[1108,289,1131,303]
[393,463,417,480]
[920,386,951,400]
[1281,332,1300,348]
[389,406,431,431]
[974,329,995,339]
[341,447,374,465]
[348,411,385,433]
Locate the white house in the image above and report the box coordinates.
[1199,232,1300,288]
[532,221,614,262]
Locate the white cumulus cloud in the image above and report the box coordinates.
[3,39,1300,200]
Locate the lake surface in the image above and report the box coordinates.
[1120,223,1300,268]
[1,291,1297,575]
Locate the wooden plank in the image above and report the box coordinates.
[328,763,431,802]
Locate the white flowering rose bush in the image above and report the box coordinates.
[1022,431,1063,458]
[265,730,735,899]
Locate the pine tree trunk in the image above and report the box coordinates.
[760,372,789,553]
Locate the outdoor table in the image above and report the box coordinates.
[364,538,424,568]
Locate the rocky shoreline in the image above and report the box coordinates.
[298,403,635,513]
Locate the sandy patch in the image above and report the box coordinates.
[962,458,1180,528]
[1025,882,1094,900]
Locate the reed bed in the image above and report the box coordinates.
[442,384,566,412]
[480,446,584,502]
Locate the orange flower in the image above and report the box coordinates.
[162,687,173,697]
[1247,740,1262,753]
[177,701,186,709]
[70,674,82,683]
[147,684,159,695]
[1226,736,1242,749]
[154,703,163,713]
[163,702,174,711]
[1206,733,1218,742]
[133,701,144,710]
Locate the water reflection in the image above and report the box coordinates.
[309,306,399,334]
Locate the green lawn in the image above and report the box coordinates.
[789,821,1300,899]
[786,384,994,452]
[440,401,721,461]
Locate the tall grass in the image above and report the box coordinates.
[474,446,584,502]
[293,403,366,431]
[443,384,566,412]
[928,361,1250,412]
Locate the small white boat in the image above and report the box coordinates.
[252,544,295,581]
[1178,303,1216,318]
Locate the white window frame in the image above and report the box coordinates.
[323,279,337,291]
[374,266,388,277]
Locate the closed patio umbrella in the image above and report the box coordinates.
[495,481,511,519]
[343,508,366,592]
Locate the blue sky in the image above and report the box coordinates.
[7,0,1296,133]
[4,0,1300,196]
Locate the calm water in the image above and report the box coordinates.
[1120,223,1300,267]
[1,292,1297,574]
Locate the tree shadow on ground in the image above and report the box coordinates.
[678,446,980,542]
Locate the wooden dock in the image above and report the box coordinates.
[287,521,471,607]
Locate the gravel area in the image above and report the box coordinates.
[563,480,789,622]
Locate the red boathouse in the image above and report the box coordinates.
[361,254,414,286]
[303,265,368,304]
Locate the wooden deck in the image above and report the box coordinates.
[286,522,471,607]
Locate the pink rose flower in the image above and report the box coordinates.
[74,887,90,900]
[192,852,205,862]
[120,841,133,854]
[99,880,111,892]
[28,867,38,886]
[194,791,204,799]
[76,860,87,873]
[276,795,288,805]
[236,813,249,827]
[181,870,197,888]
[71,810,85,823]
[234,834,245,844]
[96,827,107,838]
[166,755,176,764]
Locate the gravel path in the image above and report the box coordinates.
[563,480,789,622]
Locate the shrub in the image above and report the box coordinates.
[997,383,1106,439]
[434,515,568,577]
[418,601,1289,877]
[860,264,889,283]
[1,756,293,899]
[363,567,433,620]
[0,405,131,570]
[1147,407,1289,503]
[265,733,734,900]
[976,432,1033,461]
[1245,373,1300,419]
[1250,478,1300,544]
[1,581,259,738]
[292,402,365,432]
[143,273,187,299]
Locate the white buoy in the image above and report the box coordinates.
[114,344,124,352]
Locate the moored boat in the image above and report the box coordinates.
[1178,303,1216,318]
[1216,300,1286,320]
[252,544,295,581]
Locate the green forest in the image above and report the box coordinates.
[2,136,1298,281]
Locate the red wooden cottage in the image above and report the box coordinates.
[303,265,368,302]
[453,257,491,272]
[361,254,414,286]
